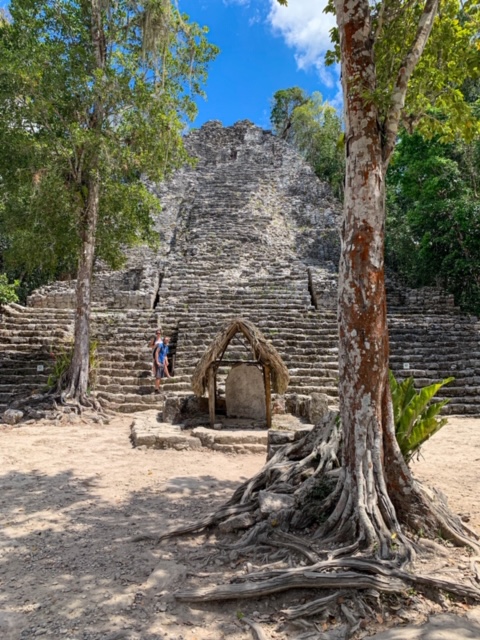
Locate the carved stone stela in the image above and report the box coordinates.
[226,364,266,421]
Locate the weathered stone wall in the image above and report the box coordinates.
[26,119,458,315]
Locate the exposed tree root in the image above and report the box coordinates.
[175,569,407,601]
[58,389,103,413]
[7,386,107,423]
[155,411,480,631]
[157,502,257,542]
[242,617,269,640]
[280,592,346,619]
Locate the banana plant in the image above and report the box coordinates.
[389,371,454,464]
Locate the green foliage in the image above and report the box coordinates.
[403,0,480,143]
[390,371,454,464]
[324,0,480,142]
[270,86,309,140]
[291,93,345,199]
[0,0,218,282]
[47,339,99,391]
[270,88,345,198]
[386,128,480,313]
[0,273,19,305]
[47,343,74,391]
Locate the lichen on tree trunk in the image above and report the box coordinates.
[64,174,99,405]
[332,0,409,557]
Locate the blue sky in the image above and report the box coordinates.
[179,0,340,129]
[0,0,340,130]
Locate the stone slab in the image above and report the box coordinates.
[226,363,266,420]
[131,411,202,451]
[130,412,268,453]
[191,426,268,449]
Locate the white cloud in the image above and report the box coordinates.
[267,0,338,86]
[249,9,262,26]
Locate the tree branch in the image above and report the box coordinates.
[383,0,439,165]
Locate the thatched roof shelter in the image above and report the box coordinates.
[191,317,290,397]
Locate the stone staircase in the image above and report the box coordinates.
[0,305,178,414]
[159,259,341,403]
[1,120,479,419]
[0,305,74,413]
[388,311,480,414]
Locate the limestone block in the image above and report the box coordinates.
[163,395,208,424]
[191,427,215,448]
[272,396,286,415]
[156,434,202,450]
[268,430,296,446]
[2,409,24,425]
[258,491,295,515]
[163,396,182,424]
[218,512,257,533]
[133,432,157,447]
[285,393,310,418]
[238,443,267,454]
[308,392,330,425]
[211,443,236,453]
[226,363,266,420]
[214,431,268,445]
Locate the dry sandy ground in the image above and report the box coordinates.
[0,414,479,640]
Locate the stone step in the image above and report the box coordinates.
[444,403,480,415]
[95,377,189,394]
[130,413,268,453]
[96,390,160,405]
[287,385,339,397]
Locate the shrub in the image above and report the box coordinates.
[47,339,99,391]
[0,274,19,306]
[390,370,454,464]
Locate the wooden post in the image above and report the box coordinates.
[208,366,216,427]
[263,364,272,429]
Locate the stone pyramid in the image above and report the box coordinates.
[1,120,479,418]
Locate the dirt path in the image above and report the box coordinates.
[0,415,479,640]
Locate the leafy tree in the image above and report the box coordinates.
[387,131,480,313]
[271,89,345,197]
[0,0,218,405]
[270,86,308,140]
[321,0,480,556]
[267,0,480,568]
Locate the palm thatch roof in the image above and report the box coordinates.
[191,317,290,397]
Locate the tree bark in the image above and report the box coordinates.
[332,0,416,555]
[65,174,100,402]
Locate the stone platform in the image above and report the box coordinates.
[130,410,313,455]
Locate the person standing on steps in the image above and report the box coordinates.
[155,336,170,392]
[149,329,163,378]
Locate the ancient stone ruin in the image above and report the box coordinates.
[1,119,479,434]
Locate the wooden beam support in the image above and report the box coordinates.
[208,366,216,427]
[263,364,272,429]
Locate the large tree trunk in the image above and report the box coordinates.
[332,0,417,556]
[64,174,99,403]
